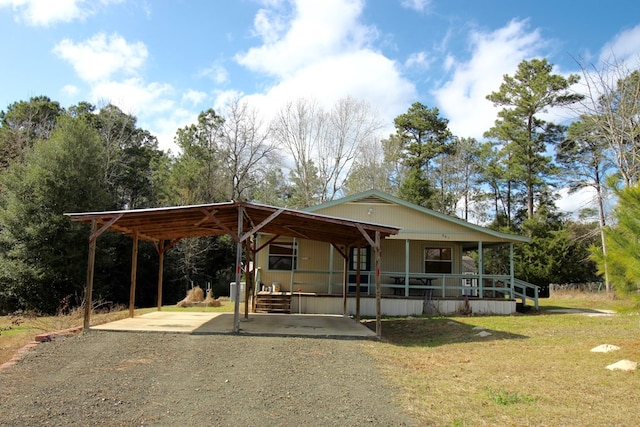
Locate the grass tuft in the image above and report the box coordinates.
[486,387,535,405]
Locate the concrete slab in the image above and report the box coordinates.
[91,311,377,339]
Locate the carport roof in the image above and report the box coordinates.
[65,201,400,245]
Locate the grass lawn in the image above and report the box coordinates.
[364,291,640,426]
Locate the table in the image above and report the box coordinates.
[390,276,436,286]
[390,276,436,296]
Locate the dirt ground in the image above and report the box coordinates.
[0,331,417,426]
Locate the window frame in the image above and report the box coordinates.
[349,246,371,272]
[424,247,453,274]
[267,241,298,271]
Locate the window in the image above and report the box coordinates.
[268,241,297,270]
[424,247,452,274]
[349,246,371,291]
[349,246,371,271]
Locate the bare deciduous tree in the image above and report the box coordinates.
[271,98,326,207]
[572,57,640,292]
[318,96,382,201]
[271,96,382,207]
[576,58,640,187]
[220,97,276,201]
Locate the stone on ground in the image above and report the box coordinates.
[605,360,638,371]
[590,344,620,353]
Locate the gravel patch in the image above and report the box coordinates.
[0,331,416,426]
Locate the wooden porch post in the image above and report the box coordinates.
[355,246,361,322]
[244,238,251,319]
[404,239,410,297]
[233,205,243,333]
[83,219,97,331]
[342,246,348,316]
[375,231,382,338]
[478,241,484,298]
[129,230,139,318]
[328,244,334,294]
[509,243,515,298]
[157,240,165,311]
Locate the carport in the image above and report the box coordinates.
[65,201,399,337]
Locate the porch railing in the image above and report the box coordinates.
[281,270,539,309]
[511,278,540,310]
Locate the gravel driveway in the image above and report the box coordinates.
[0,331,416,426]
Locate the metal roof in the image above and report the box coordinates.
[65,201,400,245]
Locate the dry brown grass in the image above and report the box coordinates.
[176,286,205,307]
[364,292,640,426]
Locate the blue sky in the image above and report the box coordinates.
[1,0,640,213]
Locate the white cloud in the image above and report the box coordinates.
[53,33,148,82]
[433,19,547,139]
[0,0,122,26]
[147,107,199,155]
[52,31,191,152]
[236,0,376,77]
[90,78,188,152]
[234,0,414,129]
[405,51,431,69]
[213,89,244,113]
[90,78,174,116]
[61,84,79,97]
[599,24,640,64]
[555,187,598,218]
[182,89,208,106]
[198,64,229,84]
[400,0,432,13]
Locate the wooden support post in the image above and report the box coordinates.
[375,231,382,338]
[233,206,243,333]
[342,246,348,317]
[83,219,98,331]
[478,241,484,298]
[356,246,361,322]
[157,240,165,311]
[509,242,515,299]
[244,238,251,319]
[405,239,410,297]
[129,230,139,318]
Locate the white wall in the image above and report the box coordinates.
[290,296,515,316]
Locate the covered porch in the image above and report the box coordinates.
[254,189,539,316]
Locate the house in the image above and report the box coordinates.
[254,190,537,317]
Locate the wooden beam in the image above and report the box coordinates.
[162,237,182,253]
[244,238,251,319]
[331,243,348,260]
[282,225,310,240]
[233,206,243,333]
[200,207,239,242]
[256,234,280,253]
[89,214,123,242]
[342,246,349,316]
[241,208,285,242]
[375,231,382,338]
[356,246,361,322]
[355,223,376,248]
[193,208,218,226]
[83,219,98,331]
[129,230,139,318]
[157,240,164,311]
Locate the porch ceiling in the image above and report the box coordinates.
[65,201,400,245]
